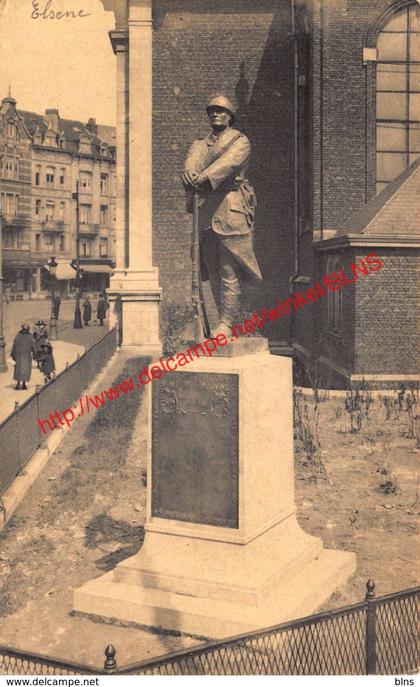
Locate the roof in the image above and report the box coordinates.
[96,124,117,147]
[337,157,420,237]
[17,109,116,159]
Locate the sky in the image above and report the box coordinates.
[0,0,116,125]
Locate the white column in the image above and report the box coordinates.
[101,0,161,352]
[110,29,129,270]
[128,0,153,271]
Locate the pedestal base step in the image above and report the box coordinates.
[74,548,355,640]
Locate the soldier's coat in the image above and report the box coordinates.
[184,127,262,282]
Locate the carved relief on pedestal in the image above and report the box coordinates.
[152,372,239,528]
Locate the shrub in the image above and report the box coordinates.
[344,386,373,433]
[293,388,327,480]
[161,302,194,358]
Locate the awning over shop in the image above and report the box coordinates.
[44,263,77,280]
[80,264,114,274]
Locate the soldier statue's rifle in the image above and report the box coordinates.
[191,191,211,343]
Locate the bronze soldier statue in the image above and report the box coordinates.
[182,95,262,338]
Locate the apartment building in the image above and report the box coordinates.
[0,95,116,298]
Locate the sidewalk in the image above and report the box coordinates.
[0,322,110,425]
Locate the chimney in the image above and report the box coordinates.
[86,117,97,135]
[44,108,60,131]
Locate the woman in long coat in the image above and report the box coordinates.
[11,323,35,390]
[82,296,92,326]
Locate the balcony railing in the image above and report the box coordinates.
[41,220,66,232]
[3,244,30,252]
[3,246,32,266]
[2,213,30,227]
[79,223,100,234]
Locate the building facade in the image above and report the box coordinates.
[0,96,117,298]
[0,96,33,294]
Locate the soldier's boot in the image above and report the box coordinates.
[212,276,241,338]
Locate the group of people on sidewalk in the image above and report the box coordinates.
[10,292,109,390]
[11,321,55,391]
[81,293,108,327]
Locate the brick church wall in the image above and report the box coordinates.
[310,0,392,231]
[295,0,420,385]
[313,247,357,385]
[152,0,296,342]
[314,247,420,383]
[354,249,420,375]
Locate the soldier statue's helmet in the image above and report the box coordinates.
[206,95,236,124]
[21,323,30,331]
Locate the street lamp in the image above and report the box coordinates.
[48,256,58,340]
[73,182,82,329]
[0,182,7,372]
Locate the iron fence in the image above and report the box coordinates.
[0,581,418,675]
[118,581,419,676]
[0,647,98,676]
[0,328,117,499]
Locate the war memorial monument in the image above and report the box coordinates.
[74,78,356,637]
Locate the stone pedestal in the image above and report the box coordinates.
[107,269,161,353]
[74,351,356,638]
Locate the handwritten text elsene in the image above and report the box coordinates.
[32,0,90,20]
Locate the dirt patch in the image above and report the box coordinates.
[293,387,419,606]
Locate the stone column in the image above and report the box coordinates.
[102,0,161,353]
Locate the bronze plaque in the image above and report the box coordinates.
[152,372,239,528]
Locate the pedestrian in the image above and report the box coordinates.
[39,340,56,383]
[82,296,92,326]
[11,323,35,390]
[33,320,48,367]
[4,284,11,305]
[97,293,107,326]
[32,330,40,367]
[53,294,61,320]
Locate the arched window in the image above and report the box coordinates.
[376,3,420,193]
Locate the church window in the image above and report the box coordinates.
[376,4,420,192]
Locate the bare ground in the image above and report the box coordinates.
[0,360,418,671]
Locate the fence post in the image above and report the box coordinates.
[104,645,117,673]
[365,579,377,675]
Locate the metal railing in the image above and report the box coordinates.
[0,328,117,499]
[0,581,418,675]
[117,581,419,676]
